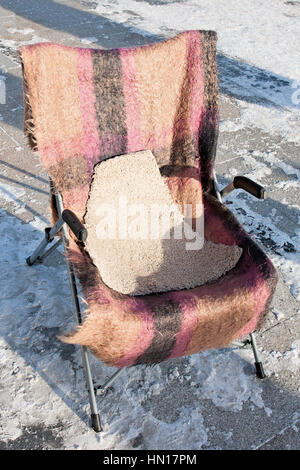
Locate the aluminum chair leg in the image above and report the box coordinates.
[26,192,102,432]
[249,332,266,379]
[54,192,102,432]
[231,334,266,379]
[63,252,102,432]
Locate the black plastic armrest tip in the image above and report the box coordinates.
[233,176,265,199]
[77,229,88,243]
[62,209,88,242]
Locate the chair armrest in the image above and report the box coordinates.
[62,209,88,242]
[220,176,266,200]
[233,176,265,199]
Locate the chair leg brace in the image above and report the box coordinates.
[26,182,267,432]
[26,218,64,266]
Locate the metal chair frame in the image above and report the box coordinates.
[26,176,267,432]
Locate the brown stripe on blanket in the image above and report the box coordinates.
[170,135,198,168]
[134,298,182,365]
[198,109,219,193]
[92,49,127,158]
[199,31,219,192]
[47,155,89,193]
[202,31,218,110]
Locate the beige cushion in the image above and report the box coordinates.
[84,150,242,295]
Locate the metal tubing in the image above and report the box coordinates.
[250,333,260,363]
[27,237,49,265]
[250,333,266,379]
[48,217,65,240]
[95,368,125,396]
[220,181,235,199]
[37,238,63,263]
[55,191,102,431]
[215,178,266,379]
[26,217,64,265]
[212,172,223,202]
[231,339,250,349]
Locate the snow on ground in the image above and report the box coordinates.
[0,0,299,450]
[0,205,298,449]
[94,0,300,143]
[95,0,300,80]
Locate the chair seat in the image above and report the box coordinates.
[61,193,277,367]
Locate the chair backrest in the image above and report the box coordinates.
[20,30,219,219]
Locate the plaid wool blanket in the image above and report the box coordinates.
[20,32,277,367]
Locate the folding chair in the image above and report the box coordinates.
[20,31,278,432]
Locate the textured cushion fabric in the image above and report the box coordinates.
[19,32,278,367]
[85,150,242,295]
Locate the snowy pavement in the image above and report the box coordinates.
[0,0,299,450]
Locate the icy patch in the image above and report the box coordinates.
[239,103,300,144]
[273,222,300,301]
[276,254,300,301]
[265,341,300,376]
[0,39,17,48]
[0,337,71,442]
[0,182,26,210]
[239,151,273,181]
[7,28,35,36]
[80,37,99,44]
[262,152,300,181]
[223,191,300,302]
[221,101,300,144]
[219,120,244,134]
[139,407,208,450]
[272,308,285,321]
[189,349,266,413]
[0,35,48,51]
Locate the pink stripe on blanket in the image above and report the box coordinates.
[167,291,198,360]
[120,49,144,152]
[77,48,101,177]
[115,306,156,367]
[40,135,84,167]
